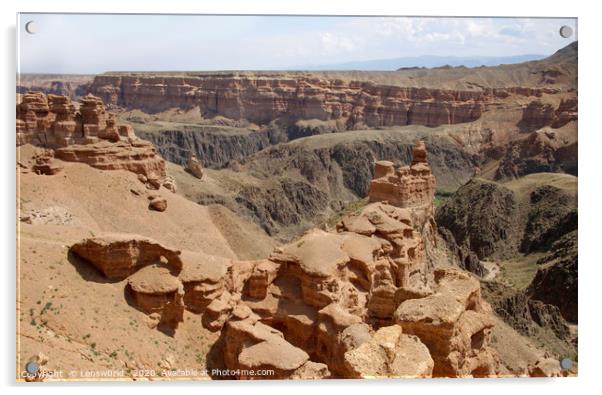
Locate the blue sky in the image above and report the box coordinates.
[17,14,577,73]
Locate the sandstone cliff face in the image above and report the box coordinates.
[17,92,169,181]
[89,74,561,129]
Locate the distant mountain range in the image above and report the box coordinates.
[294,54,546,71]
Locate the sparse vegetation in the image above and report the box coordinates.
[322,197,370,229]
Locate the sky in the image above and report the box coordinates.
[17,14,577,74]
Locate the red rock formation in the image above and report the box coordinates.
[16,92,170,182]
[127,264,185,330]
[17,92,122,147]
[245,260,279,299]
[221,305,323,379]
[206,198,435,378]
[31,150,63,175]
[89,74,560,128]
[210,141,508,378]
[367,141,438,257]
[69,233,183,279]
[54,139,167,178]
[64,138,548,378]
[368,141,436,212]
[394,267,500,377]
[343,325,434,378]
[178,250,232,313]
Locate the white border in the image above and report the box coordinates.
[2,1,599,394]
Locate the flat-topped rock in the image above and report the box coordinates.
[178,250,231,283]
[223,317,310,378]
[275,229,350,277]
[238,335,310,372]
[70,233,182,279]
[128,264,182,294]
[395,293,465,327]
[394,267,499,377]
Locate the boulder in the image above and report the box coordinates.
[186,154,204,179]
[149,196,167,212]
[32,151,63,175]
[528,357,563,377]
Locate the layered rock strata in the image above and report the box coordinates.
[367,140,438,250]
[519,99,577,131]
[368,141,436,213]
[69,233,183,279]
[31,150,63,175]
[127,264,185,329]
[17,92,169,182]
[89,74,560,129]
[178,251,232,313]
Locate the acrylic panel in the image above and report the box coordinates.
[16,13,578,381]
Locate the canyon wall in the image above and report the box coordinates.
[89,74,562,128]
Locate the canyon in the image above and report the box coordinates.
[58,142,563,378]
[16,42,578,381]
